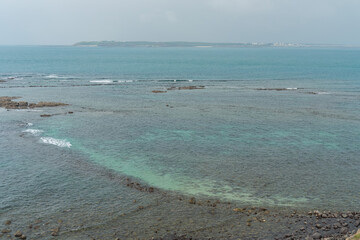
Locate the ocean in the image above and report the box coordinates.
[0,46,359,239]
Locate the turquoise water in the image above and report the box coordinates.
[1,46,360,236]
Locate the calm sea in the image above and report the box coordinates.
[0,46,359,238]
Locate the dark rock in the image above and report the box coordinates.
[68,111,73,114]
[51,226,60,236]
[20,235,26,240]
[333,222,342,229]
[355,220,360,227]
[311,232,322,239]
[40,114,52,117]
[148,187,154,193]
[4,220,11,225]
[1,229,11,233]
[14,230,22,237]
[152,90,167,93]
[340,227,348,234]
[188,197,196,204]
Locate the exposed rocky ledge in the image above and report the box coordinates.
[0,96,68,109]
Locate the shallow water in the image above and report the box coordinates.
[1,46,360,238]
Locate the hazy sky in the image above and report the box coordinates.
[0,0,359,45]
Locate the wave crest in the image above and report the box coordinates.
[40,137,72,148]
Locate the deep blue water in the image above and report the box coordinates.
[0,46,360,238]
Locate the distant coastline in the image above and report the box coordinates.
[73,41,354,48]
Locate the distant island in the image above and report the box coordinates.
[73,41,308,48]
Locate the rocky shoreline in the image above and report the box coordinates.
[2,174,359,240]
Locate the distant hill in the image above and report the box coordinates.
[73,41,292,48]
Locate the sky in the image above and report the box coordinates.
[0,0,359,45]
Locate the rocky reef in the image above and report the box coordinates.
[0,96,68,109]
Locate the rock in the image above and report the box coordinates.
[188,197,196,204]
[68,111,73,114]
[4,220,11,225]
[14,230,22,237]
[342,214,348,218]
[51,226,60,236]
[1,229,11,233]
[148,187,154,193]
[355,220,360,227]
[233,208,244,213]
[40,114,52,117]
[152,90,167,93]
[20,235,26,239]
[312,232,322,239]
[340,227,349,234]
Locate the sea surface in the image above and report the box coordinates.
[0,46,359,239]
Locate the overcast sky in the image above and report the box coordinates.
[0,0,359,45]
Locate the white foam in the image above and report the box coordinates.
[15,109,43,112]
[27,123,33,126]
[40,137,72,148]
[44,74,59,79]
[90,80,113,83]
[317,91,331,95]
[117,80,134,83]
[286,88,298,90]
[23,129,44,136]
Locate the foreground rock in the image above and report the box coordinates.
[0,96,68,109]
